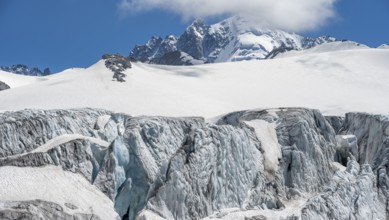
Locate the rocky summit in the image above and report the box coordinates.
[0,107,388,219]
[129,16,336,65]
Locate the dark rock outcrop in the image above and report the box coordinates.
[150,51,204,66]
[0,81,10,91]
[0,64,51,76]
[102,54,132,82]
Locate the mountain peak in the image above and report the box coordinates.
[190,18,205,27]
[130,16,338,65]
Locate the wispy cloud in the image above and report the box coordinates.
[119,0,338,32]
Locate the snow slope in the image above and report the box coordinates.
[0,70,44,88]
[0,165,119,219]
[244,119,281,180]
[30,134,110,153]
[276,41,369,58]
[0,48,388,117]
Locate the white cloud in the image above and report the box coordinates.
[119,0,338,32]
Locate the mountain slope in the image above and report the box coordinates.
[0,70,44,89]
[275,41,369,58]
[0,47,388,117]
[129,16,337,65]
[378,44,389,49]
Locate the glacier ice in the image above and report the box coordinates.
[0,108,388,219]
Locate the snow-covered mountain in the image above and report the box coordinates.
[1,16,389,220]
[1,44,388,117]
[129,16,337,65]
[378,44,389,49]
[0,69,44,90]
[0,64,52,76]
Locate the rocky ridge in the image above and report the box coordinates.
[129,16,337,65]
[0,64,51,76]
[102,54,132,82]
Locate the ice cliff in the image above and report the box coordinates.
[0,108,388,220]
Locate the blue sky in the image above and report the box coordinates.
[0,0,388,73]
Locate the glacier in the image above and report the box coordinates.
[1,107,389,220]
[1,46,389,117]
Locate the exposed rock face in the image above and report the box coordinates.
[102,54,132,82]
[130,36,177,63]
[0,64,51,76]
[150,51,204,66]
[0,108,388,219]
[265,46,294,59]
[129,16,337,65]
[0,81,10,91]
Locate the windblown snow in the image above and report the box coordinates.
[1,45,388,118]
[0,165,119,219]
[244,119,281,179]
[0,70,43,88]
[31,134,110,153]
